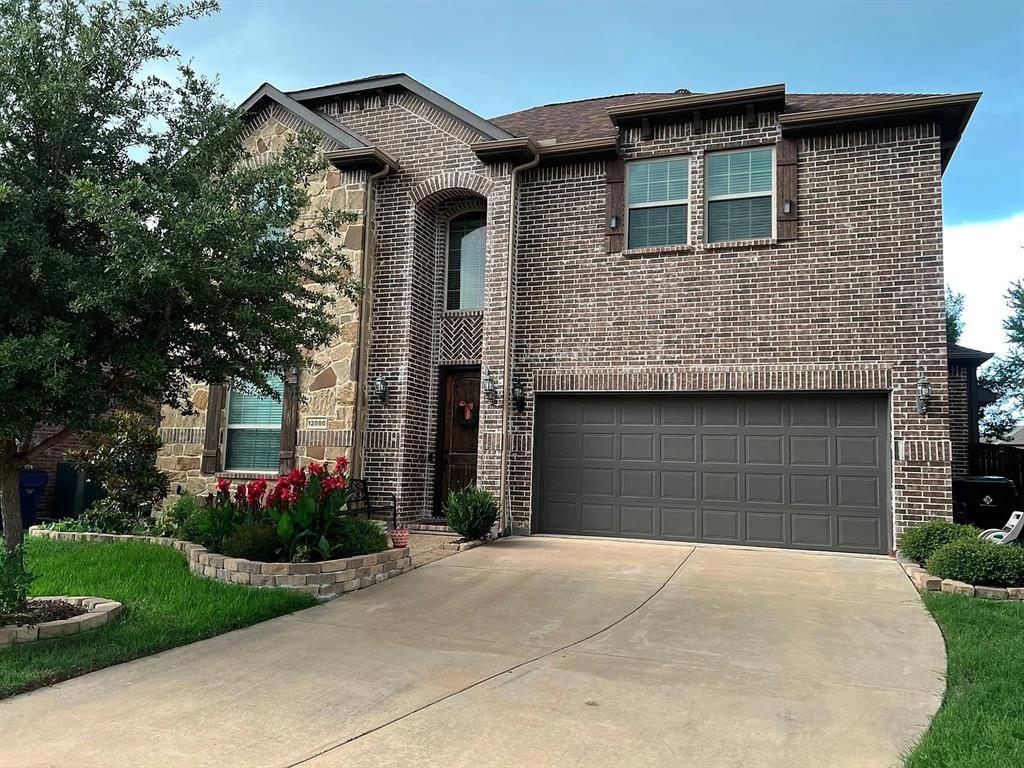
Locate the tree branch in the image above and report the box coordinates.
[21,426,73,463]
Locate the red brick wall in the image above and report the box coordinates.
[507,117,950,542]
[317,92,511,523]
[948,363,970,477]
[321,95,952,543]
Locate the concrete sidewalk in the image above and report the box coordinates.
[0,538,945,768]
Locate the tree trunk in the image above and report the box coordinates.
[0,447,25,560]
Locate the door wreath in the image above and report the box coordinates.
[456,400,479,427]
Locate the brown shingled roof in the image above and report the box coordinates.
[491,91,945,143]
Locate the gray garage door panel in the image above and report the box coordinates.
[534,394,890,554]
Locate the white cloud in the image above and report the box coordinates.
[944,213,1024,358]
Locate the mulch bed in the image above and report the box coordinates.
[1,599,87,627]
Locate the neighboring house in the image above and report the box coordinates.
[947,343,996,474]
[998,425,1024,446]
[158,74,981,555]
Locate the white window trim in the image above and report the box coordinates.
[704,145,776,242]
[443,207,487,313]
[625,155,691,249]
[222,386,283,473]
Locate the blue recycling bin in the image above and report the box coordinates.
[19,469,49,528]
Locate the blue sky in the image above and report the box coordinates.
[167,0,1023,352]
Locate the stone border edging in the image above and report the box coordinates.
[900,560,1024,601]
[29,527,411,600]
[1,596,123,649]
[441,539,484,552]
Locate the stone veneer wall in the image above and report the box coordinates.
[157,115,368,499]
[30,528,410,600]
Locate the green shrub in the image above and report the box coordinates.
[446,486,498,541]
[176,508,215,548]
[44,519,89,533]
[0,546,33,616]
[926,538,1024,587]
[327,516,390,559]
[78,498,141,535]
[222,524,278,562]
[69,410,169,520]
[152,493,203,537]
[899,519,977,564]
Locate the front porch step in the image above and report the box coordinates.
[408,518,455,534]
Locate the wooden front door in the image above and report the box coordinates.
[436,367,480,514]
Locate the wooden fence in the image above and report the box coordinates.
[970,442,1024,493]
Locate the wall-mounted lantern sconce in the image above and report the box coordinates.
[609,214,619,230]
[511,380,527,413]
[916,374,932,415]
[373,374,389,405]
[783,199,793,215]
[482,365,500,407]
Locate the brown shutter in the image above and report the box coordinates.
[606,156,625,253]
[200,384,225,475]
[278,369,299,475]
[776,138,798,241]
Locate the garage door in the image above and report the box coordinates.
[534,394,889,553]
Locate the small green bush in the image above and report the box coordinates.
[926,538,1024,588]
[222,524,278,561]
[446,486,498,541]
[0,546,33,616]
[78,498,140,535]
[176,507,215,548]
[152,493,203,537]
[899,519,977,564]
[327,516,390,559]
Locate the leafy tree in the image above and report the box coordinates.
[980,281,1024,440]
[946,286,965,345]
[0,0,359,557]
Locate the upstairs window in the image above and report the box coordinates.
[224,375,284,472]
[626,157,689,248]
[706,147,774,242]
[447,211,486,311]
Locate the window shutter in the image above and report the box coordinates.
[606,156,624,253]
[776,138,798,241]
[201,384,225,475]
[277,369,299,475]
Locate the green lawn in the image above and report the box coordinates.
[0,537,316,699]
[905,592,1024,768]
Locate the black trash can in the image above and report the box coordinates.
[53,462,105,520]
[18,468,50,528]
[952,476,1018,530]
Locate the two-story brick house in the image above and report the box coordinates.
[157,74,980,555]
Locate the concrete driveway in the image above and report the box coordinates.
[0,537,945,768]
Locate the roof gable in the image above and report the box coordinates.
[284,73,514,142]
[239,83,368,150]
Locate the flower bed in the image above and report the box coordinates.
[30,528,411,600]
[1,596,123,649]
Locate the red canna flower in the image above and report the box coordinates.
[216,477,231,493]
[335,455,349,474]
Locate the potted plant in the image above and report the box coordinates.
[391,525,410,548]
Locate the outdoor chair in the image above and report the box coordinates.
[979,510,1024,546]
